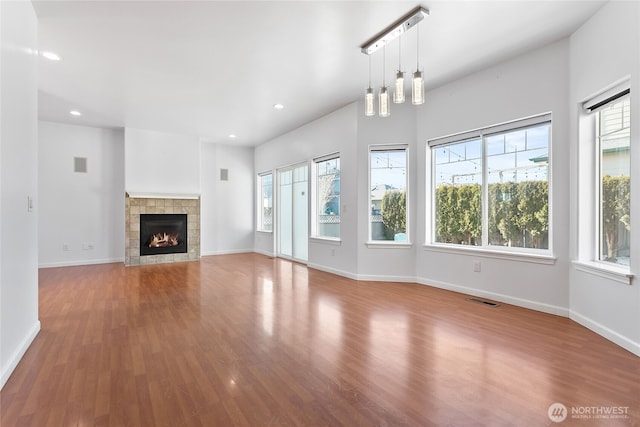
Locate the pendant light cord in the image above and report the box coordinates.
[416,24,420,71]
[382,46,386,85]
[398,35,402,71]
[368,55,372,88]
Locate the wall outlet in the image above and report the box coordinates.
[473,261,481,272]
[62,243,70,251]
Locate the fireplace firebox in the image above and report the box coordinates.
[140,214,188,256]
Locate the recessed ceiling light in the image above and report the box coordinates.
[228,134,237,139]
[69,110,82,116]
[273,103,284,110]
[41,51,61,61]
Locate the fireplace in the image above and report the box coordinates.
[140,214,187,256]
[125,193,200,266]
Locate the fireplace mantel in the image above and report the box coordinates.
[126,192,200,200]
[125,193,200,266]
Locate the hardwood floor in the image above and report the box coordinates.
[2,253,639,426]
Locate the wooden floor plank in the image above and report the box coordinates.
[1,253,639,426]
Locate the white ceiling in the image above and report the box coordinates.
[33,0,606,147]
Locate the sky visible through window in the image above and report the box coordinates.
[434,125,549,186]
[371,150,407,190]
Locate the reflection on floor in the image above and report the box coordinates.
[2,253,639,425]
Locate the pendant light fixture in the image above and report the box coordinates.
[365,55,375,116]
[412,23,425,105]
[379,46,390,117]
[360,6,428,117]
[393,35,405,104]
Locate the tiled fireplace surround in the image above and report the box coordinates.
[125,193,200,266]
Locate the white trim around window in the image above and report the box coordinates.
[367,144,410,246]
[311,152,341,241]
[257,171,273,233]
[428,113,553,257]
[572,260,633,285]
[575,78,632,280]
[424,242,556,265]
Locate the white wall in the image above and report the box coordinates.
[414,39,571,316]
[255,25,637,355]
[356,101,417,281]
[37,123,254,265]
[38,122,125,267]
[0,0,40,389]
[254,103,359,277]
[200,143,254,255]
[6,2,632,375]
[125,128,200,194]
[254,41,572,303]
[569,1,640,355]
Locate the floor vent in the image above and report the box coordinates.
[466,297,500,308]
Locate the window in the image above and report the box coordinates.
[594,93,631,265]
[433,138,482,245]
[257,172,273,232]
[313,154,340,239]
[369,145,408,242]
[430,114,551,252]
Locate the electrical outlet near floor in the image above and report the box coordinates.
[473,261,481,272]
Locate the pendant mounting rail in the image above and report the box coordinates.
[360,6,429,55]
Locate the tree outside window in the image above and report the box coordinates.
[315,157,340,239]
[486,125,549,249]
[370,147,408,241]
[432,117,550,252]
[433,138,482,245]
[598,97,631,264]
[258,173,273,232]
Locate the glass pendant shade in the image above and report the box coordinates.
[379,86,390,117]
[412,69,424,105]
[393,71,405,104]
[365,87,375,116]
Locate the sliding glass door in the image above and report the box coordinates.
[278,163,308,262]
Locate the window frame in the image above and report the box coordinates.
[594,93,630,266]
[257,171,273,233]
[367,144,411,247]
[573,80,633,283]
[311,152,341,241]
[427,113,553,258]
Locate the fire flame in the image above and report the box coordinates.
[148,232,180,248]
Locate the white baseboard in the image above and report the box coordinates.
[570,310,640,357]
[307,262,358,280]
[416,277,570,317]
[200,249,253,257]
[306,263,416,283]
[253,249,275,258]
[39,258,124,269]
[356,274,417,283]
[295,260,568,317]
[260,254,638,357]
[1,320,41,390]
